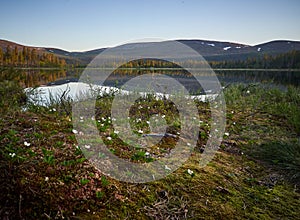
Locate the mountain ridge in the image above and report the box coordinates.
[1,39,300,65]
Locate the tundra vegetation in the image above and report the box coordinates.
[0,67,299,219]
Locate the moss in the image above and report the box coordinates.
[1,83,300,219]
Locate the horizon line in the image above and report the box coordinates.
[1,37,300,53]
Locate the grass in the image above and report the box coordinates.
[0,76,300,219]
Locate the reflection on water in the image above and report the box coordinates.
[10,68,300,89]
[0,68,82,88]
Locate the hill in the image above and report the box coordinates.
[1,39,300,66]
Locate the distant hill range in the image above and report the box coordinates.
[1,39,300,65]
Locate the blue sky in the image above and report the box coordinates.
[1,0,299,51]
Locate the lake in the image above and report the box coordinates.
[12,68,299,88]
[1,67,297,104]
[16,68,298,106]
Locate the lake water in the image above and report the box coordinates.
[0,69,300,104]
[16,68,299,104]
[16,68,300,88]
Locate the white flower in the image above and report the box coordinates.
[72,129,78,134]
[112,117,116,121]
[101,117,106,121]
[199,120,203,124]
[187,143,191,146]
[114,130,119,134]
[84,145,91,149]
[224,132,230,136]
[187,169,194,175]
[80,116,84,120]
[52,108,56,112]
[231,111,234,114]
[193,117,197,120]
[101,124,104,127]
[162,115,166,118]
[87,209,90,213]
[45,176,49,182]
[146,121,150,124]
[138,130,143,134]
[246,90,250,94]
[233,122,236,125]
[215,129,219,132]
[107,136,112,140]
[145,152,150,156]
[165,165,171,171]
[91,116,95,121]
[24,141,31,146]
[9,152,16,157]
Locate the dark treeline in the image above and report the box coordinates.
[0,46,66,67]
[113,51,300,69]
[209,50,300,69]
[1,45,299,70]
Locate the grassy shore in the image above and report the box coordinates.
[0,78,300,219]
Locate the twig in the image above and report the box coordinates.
[142,133,178,138]
[19,194,22,219]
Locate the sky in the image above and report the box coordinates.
[1,0,299,51]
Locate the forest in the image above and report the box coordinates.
[209,50,300,69]
[0,46,66,67]
[106,50,300,69]
[0,44,300,70]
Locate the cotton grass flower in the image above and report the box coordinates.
[187,169,194,175]
[84,145,91,149]
[24,141,31,146]
[9,152,16,158]
[165,165,171,171]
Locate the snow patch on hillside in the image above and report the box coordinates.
[223,47,231,51]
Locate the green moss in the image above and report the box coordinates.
[1,83,300,219]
